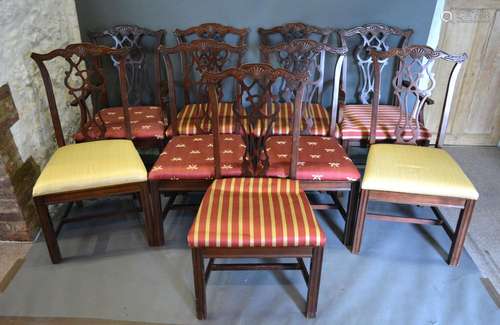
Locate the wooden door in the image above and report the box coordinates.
[426,0,500,146]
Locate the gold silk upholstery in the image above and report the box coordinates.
[32,140,147,197]
[362,144,479,200]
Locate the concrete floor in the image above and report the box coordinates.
[0,146,498,324]
[0,193,499,324]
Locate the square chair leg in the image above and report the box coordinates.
[448,199,476,266]
[306,246,324,318]
[192,248,207,320]
[33,198,62,264]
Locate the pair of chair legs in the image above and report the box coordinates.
[191,247,324,319]
[351,189,476,266]
[34,182,162,264]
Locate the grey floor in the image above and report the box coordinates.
[0,188,499,324]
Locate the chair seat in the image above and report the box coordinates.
[362,144,479,200]
[263,103,331,136]
[32,140,147,197]
[339,104,432,141]
[187,178,326,248]
[74,106,165,141]
[166,102,332,137]
[265,136,361,181]
[149,135,246,181]
[165,102,236,136]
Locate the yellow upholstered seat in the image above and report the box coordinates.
[33,140,147,197]
[362,144,479,200]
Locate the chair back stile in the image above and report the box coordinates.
[157,40,247,136]
[89,25,165,108]
[260,39,347,135]
[203,64,309,179]
[369,45,467,146]
[31,44,130,147]
[338,24,413,105]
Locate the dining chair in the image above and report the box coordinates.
[159,40,247,138]
[337,24,432,154]
[31,43,162,263]
[261,39,361,245]
[351,45,477,266]
[87,25,166,150]
[188,64,326,319]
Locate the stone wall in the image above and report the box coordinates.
[0,0,81,240]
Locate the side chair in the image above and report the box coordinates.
[337,24,432,154]
[86,25,166,150]
[351,45,477,266]
[261,39,361,245]
[158,40,247,138]
[31,44,162,264]
[188,64,326,319]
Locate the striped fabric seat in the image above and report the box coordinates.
[167,102,332,137]
[187,178,326,248]
[165,102,236,136]
[264,103,331,136]
[339,104,432,141]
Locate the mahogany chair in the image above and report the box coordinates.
[188,64,326,319]
[351,46,477,266]
[87,25,166,149]
[260,39,361,245]
[158,40,247,138]
[260,38,346,136]
[337,24,432,153]
[31,44,162,264]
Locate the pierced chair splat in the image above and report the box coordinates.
[31,43,162,264]
[351,45,477,266]
[337,24,432,153]
[187,64,326,319]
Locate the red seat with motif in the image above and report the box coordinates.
[149,134,246,181]
[188,178,326,248]
[74,106,165,141]
[266,135,360,181]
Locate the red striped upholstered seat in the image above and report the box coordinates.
[187,178,326,248]
[264,103,331,136]
[74,106,165,141]
[166,102,332,137]
[265,136,361,181]
[148,134,246,181]
[339,104,432,141]
[165,102,236,136]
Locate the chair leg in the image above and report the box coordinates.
[344,181,359,247]
[305,246,324,318]
[352,189,369,254]
[448,200,476,266]
[33,198,62,264]
[192,248,207,320]
[144,181,164,246]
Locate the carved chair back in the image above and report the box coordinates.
[260,39,347,135]
[203,64,308,178]
[370,45,467,147]
[89,25,165,106]
[157,40,247,135]
[31,43,130,147]
[175,23,248,65]
[258,23,333,46]
[339,24,413,105]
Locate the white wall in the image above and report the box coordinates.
[0,0,81,164]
